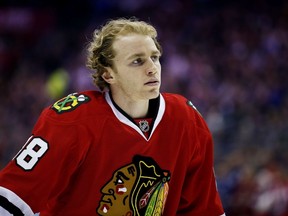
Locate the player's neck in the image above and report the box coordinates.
[109,92,149,118]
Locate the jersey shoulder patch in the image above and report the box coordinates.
[51,93,90,114]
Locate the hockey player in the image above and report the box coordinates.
[0,18,225,216]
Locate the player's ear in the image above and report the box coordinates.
[101,68,115,84]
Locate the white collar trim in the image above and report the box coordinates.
[105,92,165,141]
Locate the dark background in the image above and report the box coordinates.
[1,1,288,215]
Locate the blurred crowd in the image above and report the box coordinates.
[1,0,288,215]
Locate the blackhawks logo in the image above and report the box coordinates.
[97,155,171,216]
[51,93,90,114]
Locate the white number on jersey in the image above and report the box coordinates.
[15,137,49,171]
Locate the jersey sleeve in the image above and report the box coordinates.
[177,107,225,216]
[0,108,89,215]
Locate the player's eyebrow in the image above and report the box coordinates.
[127,53,144,60]
[127,50,161,60]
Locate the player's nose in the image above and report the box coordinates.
[146,59,158,75]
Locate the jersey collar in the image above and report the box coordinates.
[104,92,166,141]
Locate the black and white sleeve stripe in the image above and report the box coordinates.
[0,186,34,216]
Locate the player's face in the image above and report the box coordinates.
[107,34,161,101]
[97,164,137,215]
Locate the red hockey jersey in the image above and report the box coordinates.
[0,91,225,216]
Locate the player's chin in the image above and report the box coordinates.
[147,89,160,99]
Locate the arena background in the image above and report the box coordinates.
[1,0,288,215]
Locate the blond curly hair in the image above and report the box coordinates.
[86,17,162,91]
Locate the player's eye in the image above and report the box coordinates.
[151,55,160,62]
[131,58,144,65]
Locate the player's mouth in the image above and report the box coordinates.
[144,79,160,86]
